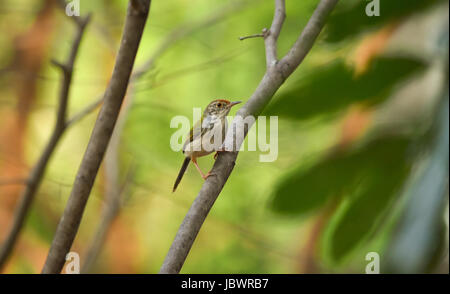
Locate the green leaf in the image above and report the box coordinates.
[271,135,412,215]
[270,152,360,216]
[264,57,426,121]
[270,135,413,261]
[325,137,412,262]
[324,0,447,43]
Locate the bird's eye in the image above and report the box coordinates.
[217,103,222,108]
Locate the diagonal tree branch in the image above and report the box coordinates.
[41,0,152,274]
[279,0,340,78]
[0,14,91,272]
[159,0,339,274]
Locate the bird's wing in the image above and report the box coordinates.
[183,116,214,150]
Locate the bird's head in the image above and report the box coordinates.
[204,99,242,118]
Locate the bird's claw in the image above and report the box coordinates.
[214,149,227,160]
[202,171,216,180]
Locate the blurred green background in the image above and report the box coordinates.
[0,0,448,273]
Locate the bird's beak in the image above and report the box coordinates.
[229,101,242,107]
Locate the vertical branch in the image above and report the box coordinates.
[41,0,152,274]
[159,0,339,274]
[264,0,286,66]
[0,14,91,271]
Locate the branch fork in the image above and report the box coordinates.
[159,0,340,274]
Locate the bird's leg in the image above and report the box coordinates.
[192,157,216,180]
[214,147,227,160]
[191,157,208,180]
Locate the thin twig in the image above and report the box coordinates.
[159,0,339,274]
[65,95,104,127]
[136,49,244,92]
[238,31,266,41]
[0,14,92,271]
[41,0,151,274]
[279,0,340,77]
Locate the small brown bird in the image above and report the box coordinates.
[173,99,241,192]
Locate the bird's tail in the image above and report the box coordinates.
[173,157,190,192]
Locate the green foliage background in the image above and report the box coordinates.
[0,0,447,273]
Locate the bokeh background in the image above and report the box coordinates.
[0,0,448,274]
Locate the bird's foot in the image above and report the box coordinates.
[202,171,216,180]
[214,148,227,160]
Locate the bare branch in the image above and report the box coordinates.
[130,0,147,14]
[65,95,104,127]
[239,31,266,41]
[264,0,286,66]
[0,14,91,271]
[159,0,339,274]
[279,0,339,77]
[41,0,152,274]
[50,59,70,73]
[54,15,92,128]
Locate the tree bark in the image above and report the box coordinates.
[41,0,152,274]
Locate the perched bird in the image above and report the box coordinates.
[173,99,241,192]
